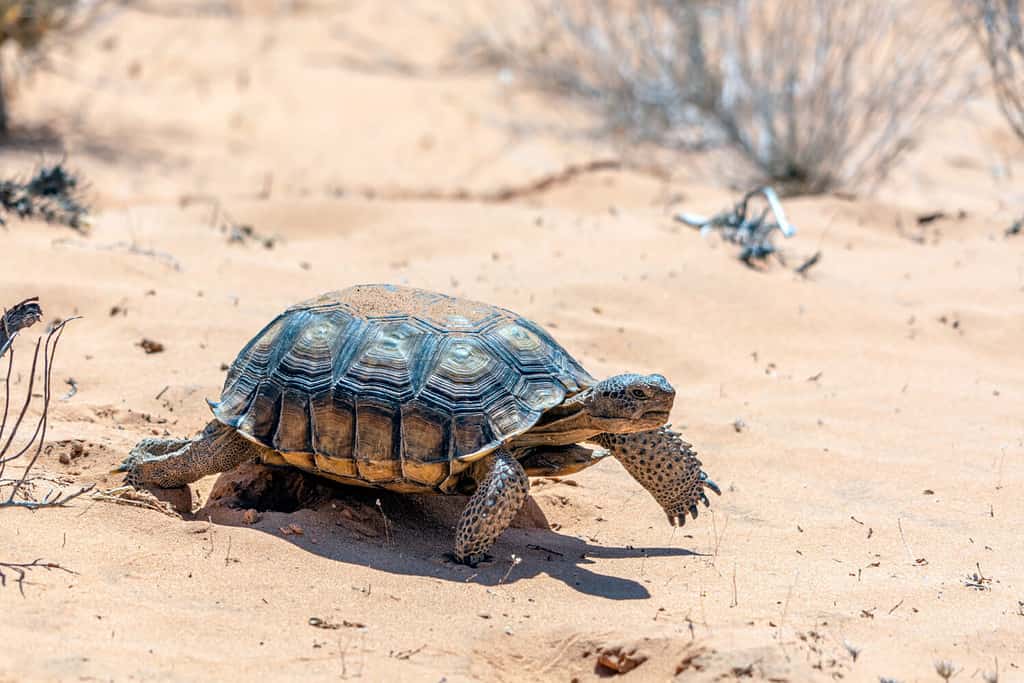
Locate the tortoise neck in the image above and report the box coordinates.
[507,388,602,448]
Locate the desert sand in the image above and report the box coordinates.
[1,3,1022,682]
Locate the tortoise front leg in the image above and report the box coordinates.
[454,449,529,566]
[117,420,264,488]
[592,426,721,526]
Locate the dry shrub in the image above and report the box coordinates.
[463,1,719,149]
[961,0,1024,140]
[0,162,89,230]
[0,1,90,49]
[473,0,971,194]
[0,1,107,136]
[711,2,969,193]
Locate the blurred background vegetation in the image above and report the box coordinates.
[0,0,106,136]
[1,0,1022,200]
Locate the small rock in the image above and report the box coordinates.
[242,509,261,524]
[308,617,339,630]
[597,643,648,674]
[138,338,165,354]
[280,523,304,536]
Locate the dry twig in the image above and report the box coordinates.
[1,299,91,509]
[0,558,75,597]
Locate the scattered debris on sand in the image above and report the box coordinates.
[137,338,165,354]
[676,186,797,266]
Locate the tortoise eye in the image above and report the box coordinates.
[630,388,649,399]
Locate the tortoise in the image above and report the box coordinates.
[120,284,720,565]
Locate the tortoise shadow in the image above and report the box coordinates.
[192,465,702,601]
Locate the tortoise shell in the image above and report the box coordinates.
[209,285,595,491]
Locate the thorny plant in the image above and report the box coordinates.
[0,163,89,231]
[675,186,796,264]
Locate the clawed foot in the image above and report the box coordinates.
[113,438,193,488]
[113,451,153,489]
[668,471,722,527]
[113,452,147,489]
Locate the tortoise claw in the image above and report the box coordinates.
[689,504,699,520]
[700,492,711,508]
[701,472,722,496]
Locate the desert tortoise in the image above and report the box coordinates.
[121,284,720,565]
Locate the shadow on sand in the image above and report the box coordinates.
[157,463,701,601]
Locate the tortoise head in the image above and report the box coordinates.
[585,373,675,432]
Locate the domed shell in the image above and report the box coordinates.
[209,285,594,488]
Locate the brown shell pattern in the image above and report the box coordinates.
[209,285,594,487]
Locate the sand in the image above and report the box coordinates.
[1,3,1022,681]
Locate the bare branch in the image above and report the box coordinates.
[0,558,76,597]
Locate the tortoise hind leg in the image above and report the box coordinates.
[118,420,263,488]
[454,449,529,566]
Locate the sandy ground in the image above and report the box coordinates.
[1,3,1023,682]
